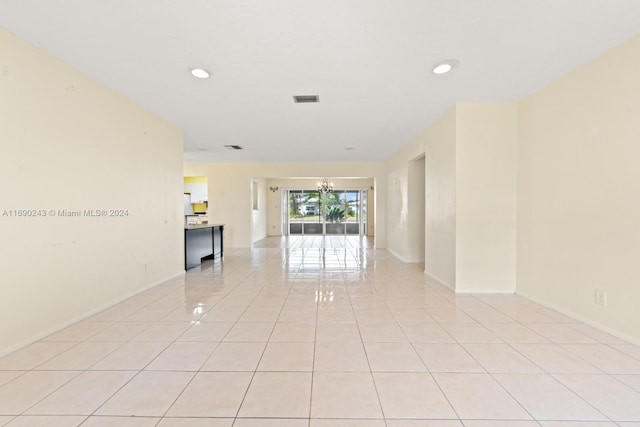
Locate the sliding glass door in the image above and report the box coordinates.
[285,189,367,236]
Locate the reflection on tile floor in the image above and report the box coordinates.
[1,236,640,426]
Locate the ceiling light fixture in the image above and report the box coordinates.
[190,68,210,79]
[432,60,459,75]
[317,178,334,194]
[224,145,243,150]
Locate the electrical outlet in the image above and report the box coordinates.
[595,289,607,307]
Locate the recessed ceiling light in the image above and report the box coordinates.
[345,147,355,151]
[224,145,243,150]
[432,60,459,75]
[190,68,210,79]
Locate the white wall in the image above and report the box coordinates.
[517,34,640,343]
[0,28,184,355]
[456,103,517,293]
[424,110,458,288]
[385,143,418,262]
[407,157,425,263]
[382,33,640,342]
[385,104,517,292]
[385,108,457,285]
[183,163,386,248]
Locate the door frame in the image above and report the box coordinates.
[282,188,368,236]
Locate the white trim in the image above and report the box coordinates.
[282,187,370,237]
[456,289,516,295]
[516,290,640,347]
[0,271,186,358]
[387,247,410,263]
[424,271,455,291]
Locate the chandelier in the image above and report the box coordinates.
[317,178,334,194]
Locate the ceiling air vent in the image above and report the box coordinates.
[224,145,243,150]
[293,95,319,103]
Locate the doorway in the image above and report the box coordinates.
[283,189,368,236]
[184,176,208,226]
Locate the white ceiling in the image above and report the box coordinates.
[1,1,639,163]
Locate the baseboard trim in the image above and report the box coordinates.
[516,290,640,347]
[424,271,455,291]
[456,289,516,295]
[0,271,186,358]
[386,248,410,263]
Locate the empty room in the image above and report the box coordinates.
[1,1,640,426]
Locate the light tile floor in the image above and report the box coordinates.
[1,236,640,426]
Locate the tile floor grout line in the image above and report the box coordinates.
[230,263,299,424]
[547,371,626,423]
[3,235,640,425]
[385,281,467,425]
[495,338,615,422]
[306,267,321,426]
[154,254,256,426]
[347,271,388,426]
[88,256,252,423]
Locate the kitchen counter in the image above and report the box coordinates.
[184,224,224,270]
[185,223,223,230]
